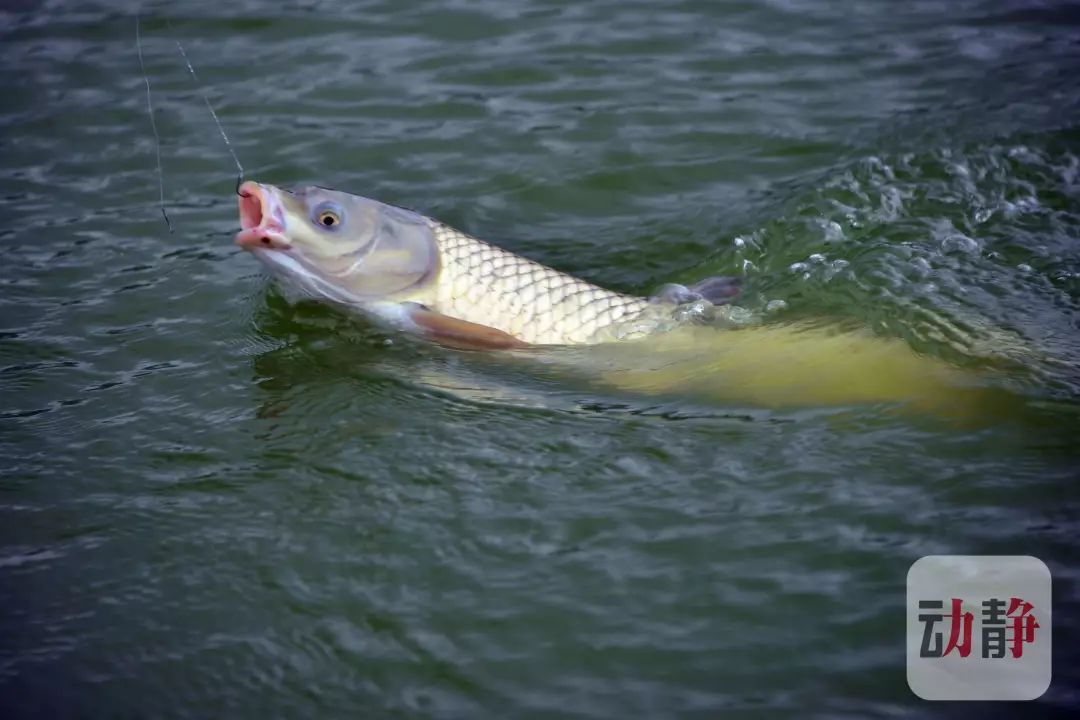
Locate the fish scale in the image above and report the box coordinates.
[426,223,654,345]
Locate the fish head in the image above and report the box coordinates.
[235,181,438,304]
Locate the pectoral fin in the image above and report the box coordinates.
[405,304,528,351]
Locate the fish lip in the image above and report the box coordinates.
[235,181,291,251]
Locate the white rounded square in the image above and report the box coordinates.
[907,555,1052,701]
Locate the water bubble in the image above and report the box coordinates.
[866,155,896,180]
[673,299,714,323]
[974,208,993,224]
[765,299,788,313]
[822,220,845,242]
[1061,153,1079,187]
[1017,263,1034,273]
[824,259,850,281]
[1003,196,1040,217]
[1008,145,1039,163]
[940,233,980,255]
[726,306,755,325]
[949,162,971,178]
[879,187,904,220]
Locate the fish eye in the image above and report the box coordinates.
[311,202,344,231]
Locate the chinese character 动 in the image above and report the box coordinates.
[919,598,973,658]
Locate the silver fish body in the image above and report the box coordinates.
[417,222,658,345]
[236,181,681,347]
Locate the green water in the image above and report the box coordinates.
[2,0,1079,717]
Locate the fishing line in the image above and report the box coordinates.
[164,18,245,195]
[135,13,173,233]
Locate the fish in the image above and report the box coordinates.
[235,181,739,350]
[235,180,1019,417]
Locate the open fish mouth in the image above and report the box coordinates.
[235,181,291,250]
